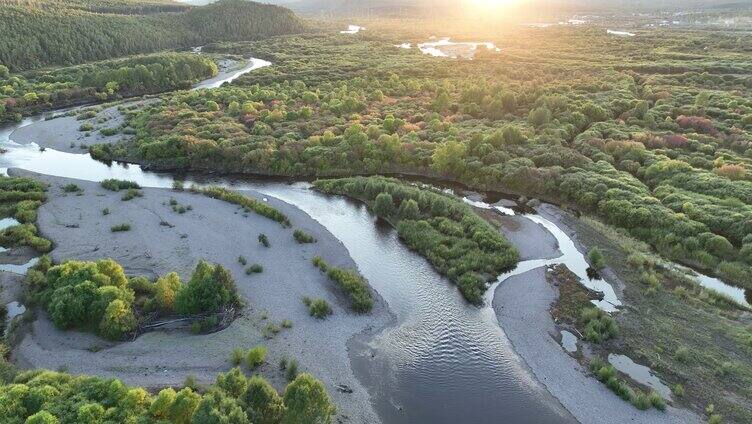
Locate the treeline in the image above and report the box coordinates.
[26,258,241,340]
[0,367,335,423]
[314,176,518,303]
[0,53,217,123]
[0,0,305,71]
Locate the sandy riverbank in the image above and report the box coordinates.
[9,170,390,423]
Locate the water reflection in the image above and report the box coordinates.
[560,330,578,353]
[608,353,672,399]
[340,25,364,34]
[399,38,501,59]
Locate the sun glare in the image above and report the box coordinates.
[467,0,519,9]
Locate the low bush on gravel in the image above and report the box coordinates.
[246,264,263,274]
[293,229,315,243]
[110,223,131,232]
[258,233,270,247]
[579,307,618,343]
[196,186,290,227]
[302,296,332,319]
[121,188,143,201]
[246,345,267,368]
[100,179,140,191]
[61,183,81,193]
[312,256,373,312]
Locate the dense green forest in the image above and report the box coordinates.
[0,53,217,123]
[0,0,305,71]
[106,29,752,295]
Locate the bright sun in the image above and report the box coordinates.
[467,0,519,9]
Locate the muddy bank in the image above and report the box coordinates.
[10,170,389,423]
[493,269,700,423]
[486,211,560,261]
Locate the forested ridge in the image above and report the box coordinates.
[0,52,218,123]
[0,0,305,71]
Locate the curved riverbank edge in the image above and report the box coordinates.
[493,267,700,424]
[7,169,391,424]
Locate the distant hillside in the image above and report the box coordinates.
[252,0,751,15]
[0,0,305,71]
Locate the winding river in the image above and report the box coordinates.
[0,57,747,423]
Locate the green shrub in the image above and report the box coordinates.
[579,307,618,343]
[244,375,283,424]
[285,359,299,381]
[648,391,666,411]
[62,183,81,193]
[281,319,292,328]
[111,223,131,232]
[101,179,140,191]
[588,247,606,270]
[246,345,267,368]
[675,346,690,362]
[0,223,51,252]
[121,188,143,201]
[632,391,651,410]
[99,299,136,340]
[671,384,685,397]
[174,260,240,315]
[373,192,394,217]
[230,348,245,366]
[102,208,109,215]
[199,186,290,226]
[258,233,270,247]
[282,373,335,423]
[78,123,94,132]
[246,264,263,274]
[303,297,332,319]
[238,256,247,266]
[293,229,315,243]
[312,256,372,312]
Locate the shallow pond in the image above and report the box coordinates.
[340,25,364,34]
[607,29,636,37]
[608,353,672,399]
[560,330,578,353]
[400,37,501,59]
[4,301,26,332]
